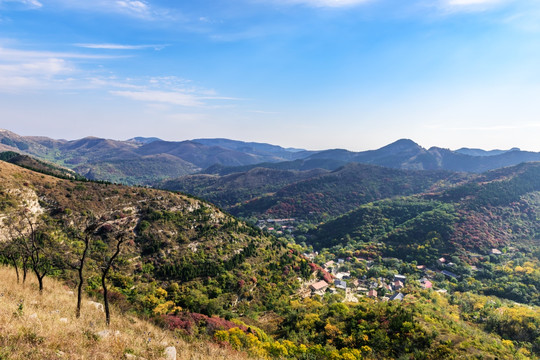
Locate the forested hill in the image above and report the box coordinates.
[229,163,471,221]
[159,167,329,209]
[309,162,540,261]
[0,159,309,318]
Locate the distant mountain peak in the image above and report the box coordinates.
[378,139,423,152]
[127,137,163,144]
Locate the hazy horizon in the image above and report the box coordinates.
[2,127,535,153]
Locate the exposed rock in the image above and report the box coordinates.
[59,317,68,323]
[96,330,121,339]
[28,313,38,320]
[87,301,104,312]
[96,330,111,339]
[164,346,176,360]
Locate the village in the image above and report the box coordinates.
[296,247,509,303]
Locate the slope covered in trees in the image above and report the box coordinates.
[230,163,469,221]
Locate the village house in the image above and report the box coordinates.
[336,271,350,280]
[393,280,404,291]
[437,257,446,266]
[394,274,407,283]
[389,292,404,301]
[491,248,503,255]
[420,278,433,289]
[310,280,329,293]
[335,279,347,290]
[324,260,335,269]
[368,289,378,298]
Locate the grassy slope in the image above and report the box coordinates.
[0,266,254,360]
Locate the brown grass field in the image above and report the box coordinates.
[0,265,254,360]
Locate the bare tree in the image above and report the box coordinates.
[63,213,103,318]
[91,219,133,327]
[100,233,126,326]
[10,210,59,293]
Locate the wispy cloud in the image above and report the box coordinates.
[0,47,124,60]
[48,0,178,21]
[74,43,168,50]
[111,90,204,107]
[267,0,371,7]
[0,46,115,92]
[440,0,512,11]
[110,88,239,107]
[0,0,42,9]
[0,57,73,92]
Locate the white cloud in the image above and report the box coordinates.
[110,88,239,107]
[74,43,167,50]
[0,58,73,92]
[271,0,371,7]
[0,46,122,92]
[116,0,148,14]
[111,90,204,107]
[48,0,177,20]
[0,47,123,60]
[441,0,512,11]
[447,0,502,5]
[0,0,42,9]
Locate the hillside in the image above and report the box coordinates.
[0,159,309,320]
[230,163,470,221]
[0,266,253,360]
[308,162,540,304]
[310,162,540,253]
[159,167,329,209]
[0,151,85,180]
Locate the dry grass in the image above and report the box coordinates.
[0,266,253,360]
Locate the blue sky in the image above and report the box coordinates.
[1,0,539,151]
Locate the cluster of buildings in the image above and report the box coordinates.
[257,218,296,234]
[301,256,446,303]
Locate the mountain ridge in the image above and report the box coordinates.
[2,129,539,186]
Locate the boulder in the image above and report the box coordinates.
[164,346,176,360]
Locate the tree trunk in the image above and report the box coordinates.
[37,274,44,293]
[76,238,89,318]
[100,236,123,327]
[11,256,20,284]
[22,262,27,284]
[101,273,110,326]
[76,267,84,318]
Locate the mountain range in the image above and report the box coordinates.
[1,129,539,185]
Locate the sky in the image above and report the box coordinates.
[0,0,540,151]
